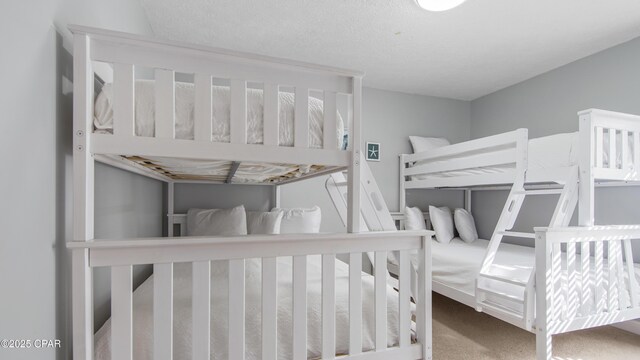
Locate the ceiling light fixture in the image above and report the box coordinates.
[415,0,467,12]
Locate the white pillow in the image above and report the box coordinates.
[186,206,247,236]
[454,208,478,243]
[247,211,283,235]
[409,136,450,154]
[272,206,322,234]
[429,206,454,244]
[404,206,427,230]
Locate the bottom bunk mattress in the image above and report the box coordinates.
[429,238,640,310]
[95,256,412,360]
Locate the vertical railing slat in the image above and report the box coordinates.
[154,263,173,360]
[634,132,640,172]
[323,91,338,150]
[615,240,626,309]
[374,251,387,351]
[398,250,411,348]
[595,241,605,314]
[111,265,133,360]
[194,74,213,141]
[263,83,279,146]
[192,261,211,359]
[581,242,591,316]
[552,243,564,320]
[348,253,362,355]
[293,255,307,360]
[230,79,247,144]
[294,87,310,148]
[623,240,639,308]
[622,130,629,171]
[596,127,604,168]
[608,241,620,311]
[567,242,577,319]
[609,129,617,169]
[416,237,432,359]
[262,257,278,360]
[322,254,336,359]
[229,259,246,360]
[113,63,135,137]
[155,69,175,139]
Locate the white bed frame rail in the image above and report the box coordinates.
[534,225,640,360]
[68,231,432,360]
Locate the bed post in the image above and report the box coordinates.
[72,32,95,360]
[535,230,553,360]
[578,111,595,226]
[167,182,174,237]
[347,77,362,233]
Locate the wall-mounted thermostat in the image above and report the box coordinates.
[366,142,380,161]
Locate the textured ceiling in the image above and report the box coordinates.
[140,0,640,100]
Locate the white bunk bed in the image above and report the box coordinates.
[68,26,434,360]
[397,112,640,360]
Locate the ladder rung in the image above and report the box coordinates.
[515,189,563,196]
[498,231,535,239]
[479,272,528,287]
[333,181,347,186]
[478,300,525,321]
[477,286,524,304]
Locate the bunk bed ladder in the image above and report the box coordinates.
[476,166,579,331]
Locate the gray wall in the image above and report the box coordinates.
[470,36,640,261]
[281,87,470,232]
[0,1,154,359]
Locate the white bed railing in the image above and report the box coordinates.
[400,128,528,191]
[578,109,640,225]
[534,225,640,360]
[68,231,432,360]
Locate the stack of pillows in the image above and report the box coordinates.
[186,205,322,236]
[404,206,478,244]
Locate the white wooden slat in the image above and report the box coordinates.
[154,263,173,360]
[194,74,212,141]
[374,251,387,351]
[229,259,246,360]
[567,242,577,319]
[622,130,629,171]
[608,241,620,311]
[293,255,307,360]
[323,91,338,150]
[398,250,411,348]
[294,87,310,148]
[262,257,278,360]
[192,261,210,359]
[113,63,135,137]
[595,241,605,314]
[552,243,565,320]
[580,242,591,316]
[230,79,247,144]
[623,240,639,308]
[263,83,279,146]
[416,237,432,359]
[615,240,626,309]
[322,254,336,359]
[349,253,362,355]
[635,132,640,172]
[155,69,175,139]
[609,129,617,169]
[347,77,363,233]
[111,265,133,360]
[596,127,604,168]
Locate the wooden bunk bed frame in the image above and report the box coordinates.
[68,26,433,360]
[398,110,640,360]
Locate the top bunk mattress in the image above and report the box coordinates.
[94,80,346,149]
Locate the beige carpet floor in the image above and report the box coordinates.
[432,293,640,360]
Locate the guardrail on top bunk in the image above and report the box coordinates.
[578,109,640,225]
[534,225,640,360]
[71,25,362,167]
[400,128,528,189]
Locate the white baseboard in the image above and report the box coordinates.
[614,319,640,335]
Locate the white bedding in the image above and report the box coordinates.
[430,238,640,310]
[95,256,409,360]
[94,80,345,149]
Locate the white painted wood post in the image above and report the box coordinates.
[111,266,133,360]
[229,259,246,360]
[578,113,595,226]
[374,251,388,351]
[153,263,173,360]
[113,63,135,137]
[323,91,338,150]
[293,255,308,360]
[416,236,432,360]
[321,254,336,359]
[155,69,175,139]
[262,257,278,360]
[230,79,247,144]
[263,83,280,146]
[348,252,362,355]
[167,182,174,237]
[347,77,362,233]
[72,32,95,360]
[294,87,310,148]
[535,232,552,360]
[192,261,211,359]
[194,74,213,142]
[398,250,411,348]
